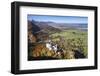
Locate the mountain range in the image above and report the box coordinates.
[28,20,87,34]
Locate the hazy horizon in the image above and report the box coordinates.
[28,15,88,24]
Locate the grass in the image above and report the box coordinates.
[50,29,88,57]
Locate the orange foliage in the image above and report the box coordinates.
[32,44,45,57]
[28,32,36,43]
[32,44,55,57]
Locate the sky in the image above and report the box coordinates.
[28,15,88,24]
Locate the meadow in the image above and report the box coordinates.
[50,29,88,58]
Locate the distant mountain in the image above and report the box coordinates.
[28,20,88,33]
[46,22,87,30]
[31,20,61,34]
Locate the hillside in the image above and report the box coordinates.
[31,20,61,34]
[28,20,87,60]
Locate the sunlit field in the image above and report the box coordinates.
[50,29,88,57]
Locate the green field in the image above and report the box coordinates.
[28,29,88,60]
[50,29,88,57]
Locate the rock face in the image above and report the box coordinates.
[28,21,41,34]
[28,20,50,43]
[28,21,43,43]
[28,31,36,43]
